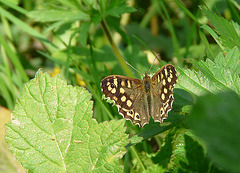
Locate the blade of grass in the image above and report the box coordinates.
[140,5,157,27]
[0,33,29,82]
[0,7,57,50]
[0,0,28,15]
[156,0,181,63]
[228,0,240,24]
[199,25,219,59]
[174,0,201,25]
[0,71,14,110]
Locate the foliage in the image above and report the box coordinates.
[1,0,240,172]
[5,71,128,172]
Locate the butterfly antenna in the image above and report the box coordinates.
[148,53,160,74]
[124,61,142,76]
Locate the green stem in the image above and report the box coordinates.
[67,35,114,120]
[71,56,114,120]
[140,5,157,27]
[130,146,146,171]
[101,20,133,77]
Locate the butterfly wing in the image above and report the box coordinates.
[151,64,177,123]
[101,75,149,126]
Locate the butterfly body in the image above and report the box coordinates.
[101,64,177,127]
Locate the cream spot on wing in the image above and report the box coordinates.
[107,82,110,86]
[162,79,166,86]
[127,110,134,117]
[113,96,118,101]
[127,80,131,88]
[160,107,165,115]
[121,95,126,102]
[127,100,132,107]
[130,95,134,100]
[158,75,160,82]
[170,73,173,78]
[161,93,165,100]
[121,80,125,86]
[114,78,118,87]
[164,103,169,108]
[170,69,173,73]
[161,72,164,79]
[164,88,168,94]
[167,77,171,83]
[116,105,120,111]
[120,88,125,94]
[164,68,168,76]
[111,88,116,93]
[108,86,112,91]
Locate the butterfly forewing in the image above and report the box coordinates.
[101,75,145,125]
[151,64,177,122]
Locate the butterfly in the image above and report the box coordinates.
[100,64,177,127]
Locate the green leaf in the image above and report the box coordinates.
[178,135,209,172]
[143,165,165,173]
[127,112,186,147]
[177,47,240,96]
[78,22,91,47]
[188,92,240,172]
[202,7,240,51]
[105,0,136,17]
[28,9,89,22]
[152,128,178,168]
[5,70,128,172]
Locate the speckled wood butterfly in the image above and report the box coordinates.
[101,64,177,127]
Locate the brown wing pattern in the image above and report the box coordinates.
[151,64,177,123]
[101,75,148,126]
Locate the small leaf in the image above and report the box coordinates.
[105,0,136,17]
[77,21,91,47]
[5,70,128,172]
[188,92,240,172]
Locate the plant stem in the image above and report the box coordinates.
[130,146,146,171]
[101,20,133,77]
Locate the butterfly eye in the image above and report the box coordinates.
[111,83,115,88]
[136,115,140,119]
[129,110,133,114]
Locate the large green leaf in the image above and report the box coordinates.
[188,92,240,172]
[5,70,128,172]
[178,134,209,172]
[177,47,240,96]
